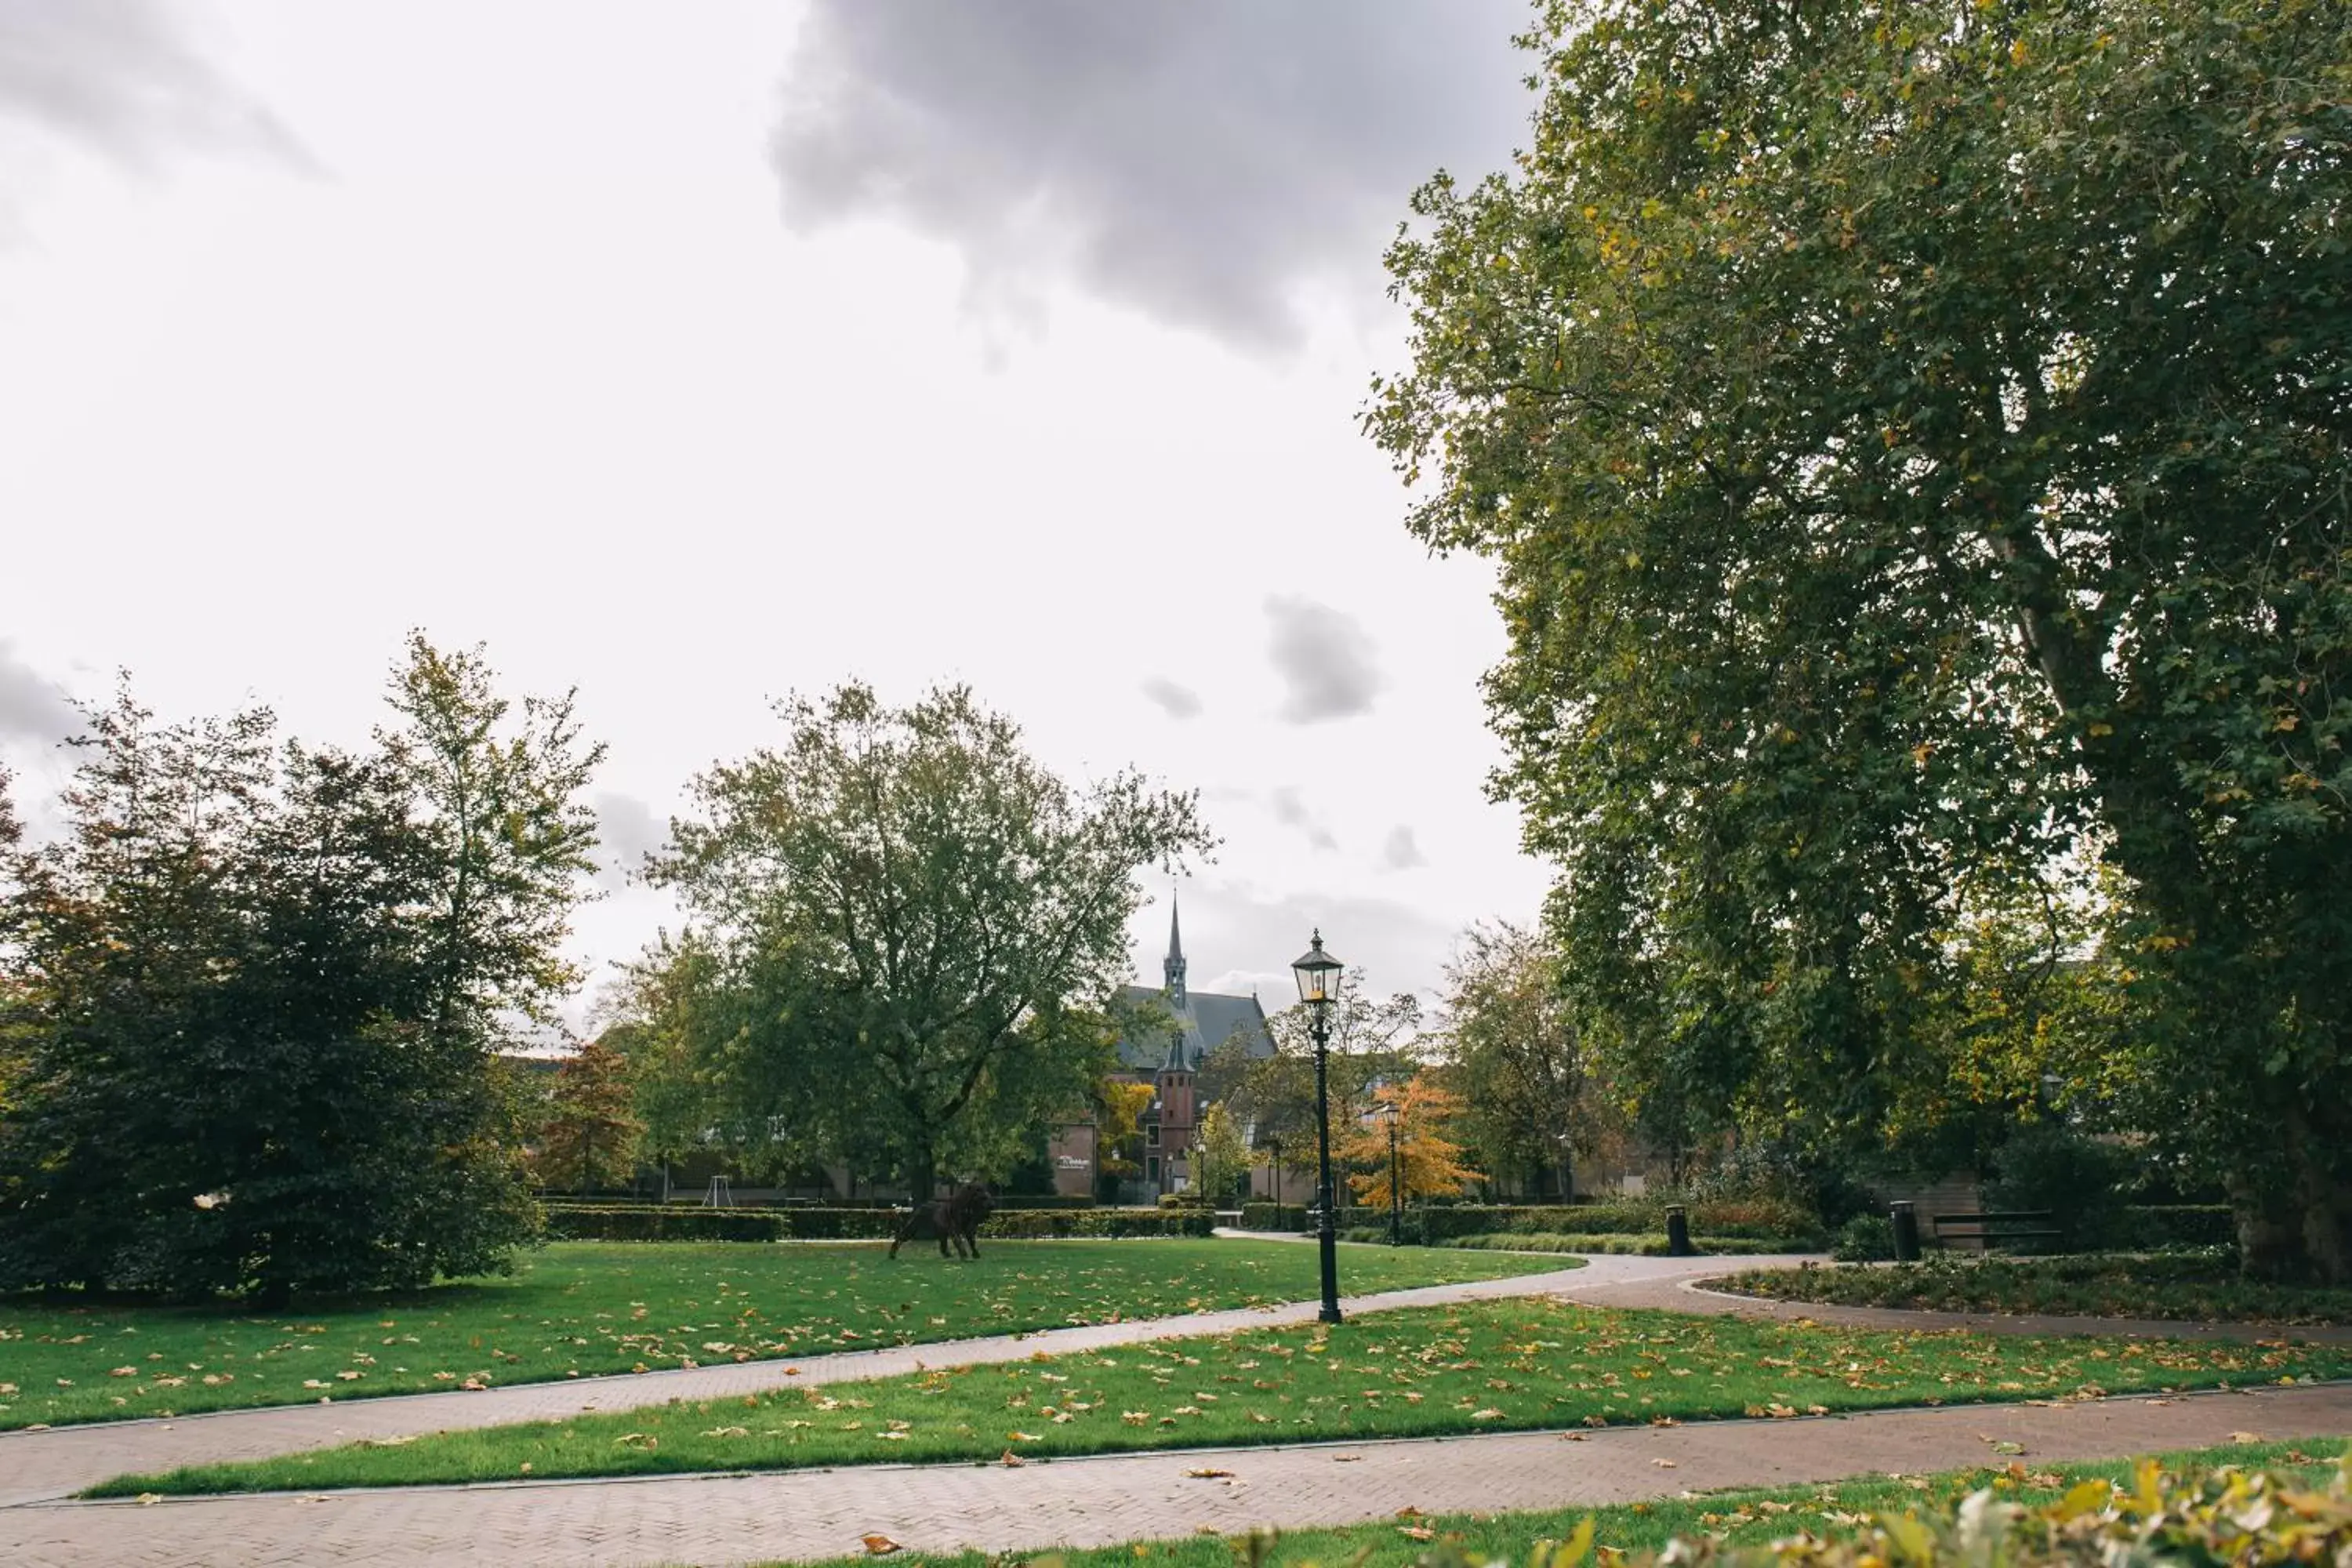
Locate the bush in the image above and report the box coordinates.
[1392,1231,1799,1257]
[1984,1123,2132,1249]
[1239,1202,1309,1231]
[2118,1204,2236,1251]
[1833,1214,1896,1262]
[541,1204,1211,1243]
[1327,1199,1824,1247]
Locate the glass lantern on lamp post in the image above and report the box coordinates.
[1290,930,1345,1324]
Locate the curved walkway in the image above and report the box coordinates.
[9,1250,2351,1567]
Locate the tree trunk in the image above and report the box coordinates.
[906,1145,937,1205]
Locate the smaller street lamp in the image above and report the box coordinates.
[1372,1099,1403,1247]
[1291,930,1345,1325]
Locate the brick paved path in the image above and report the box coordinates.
[8,1381,2347,1567]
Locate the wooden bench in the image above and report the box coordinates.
[1929,1210,2063,1253]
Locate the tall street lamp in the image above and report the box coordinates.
[1374,1099,1403,1247]
[1291,930,1345,1324]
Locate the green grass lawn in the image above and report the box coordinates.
[772,1437,2352,1568]
[1721,1254,2352,1327]
[93,1294,2352,1496]
[0,1238,1565,1431]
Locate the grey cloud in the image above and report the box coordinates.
[593,791,670,890]
[0,0,309,220]
[1269,784,1338,853]
[0,641,77,743]
[1266,596,1381,723]
[1140,676,1203,720]
[1381,825,1427,870]
[771,0,1527,350]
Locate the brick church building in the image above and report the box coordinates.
[1047,898,1273,1200]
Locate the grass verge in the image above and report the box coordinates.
[771,1437,2352,1568]
[1,1238,1566,1430]
[90,1296,2352,1496]
[1719,1254,2352,1327]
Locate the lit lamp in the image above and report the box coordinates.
[1290,930,1345,1324]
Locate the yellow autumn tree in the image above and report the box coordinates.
[1341,1073,1482,1207]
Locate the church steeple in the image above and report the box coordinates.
[1163,891,1188,1011]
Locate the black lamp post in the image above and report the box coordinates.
[1291,930,1345,1324]
[1376,1101,1403,1247]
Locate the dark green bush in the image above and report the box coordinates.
[1833,1214,1896,1262]
[1239,1202,1309,1231]
[2118,1205,2235,1251]
[542,1205,1210,1243]
[1327,1200,1824,1246]
[1984,1123,2132,1248]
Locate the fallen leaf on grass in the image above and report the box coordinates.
[2230,1432,2265,1443]
[1007,1431,1042,1443]
[861,1535,902,1556]
[1399,1526,1436,1542]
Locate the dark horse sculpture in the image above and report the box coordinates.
[888,1181,993,1259]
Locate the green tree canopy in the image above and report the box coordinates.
[1435,920,1601,1198]
[1370,0,2352,1276]
[0,639,597,1299]
[649,681,1215,1199]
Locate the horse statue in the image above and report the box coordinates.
[888,1181,994,1259]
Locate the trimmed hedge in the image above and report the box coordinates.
[2119,1204,2236,1250]
[1333,1200,1823,1245]
[1381,1230,1800,1258]
[1240,1202,1310,1231]
[541,1204,1212,1243]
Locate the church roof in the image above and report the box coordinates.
[1112,984,1273,1073]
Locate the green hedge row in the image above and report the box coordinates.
[541,1204,1214,1243]
[1238,1198,1823,1244]
[1421,1231,1800,1257]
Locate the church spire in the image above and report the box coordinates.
[1163,890,1187,1010]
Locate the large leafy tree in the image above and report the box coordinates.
[650,682,1214,1200]
[1436,920,1598,1198]
[0,640,597,1300]
[1370,1,2352,1275]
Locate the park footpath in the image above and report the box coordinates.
[3,1250,2350,1566]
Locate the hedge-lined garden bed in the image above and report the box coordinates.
[541,1204,1214,1243]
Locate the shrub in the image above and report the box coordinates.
[1984,1123,2132,1249]
[1833,1214,1896,1262]
[1239,1203,1309,1231]
[1327,1200,1824,1247]
[541,1204,1210,1243]
[1359,1230,1795,1257]
[2118,1205,2236,1251]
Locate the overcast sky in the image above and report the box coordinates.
[0,0,1549,1022]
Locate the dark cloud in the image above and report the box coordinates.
[1140,676,1203,720]
[1266,596,1381,723]
[1269,785,1338,853]
[771,0,1528,349]
[0,0,308,223]
[0,641,77,743]
[593,791,669,890]
[1381,825,1427,870]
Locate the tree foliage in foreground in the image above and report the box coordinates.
[648,681,1215,1199]
[1370,0,2352,1276]
[0,638,598,1299]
